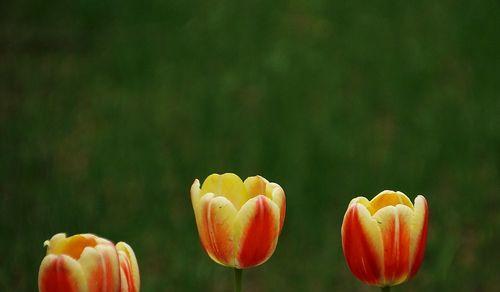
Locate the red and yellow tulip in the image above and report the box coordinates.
[190,173,286,269]
[341,190,428,287]
[38,233,140,292]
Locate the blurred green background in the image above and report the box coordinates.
[1,0,499,291]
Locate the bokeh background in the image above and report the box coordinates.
[1,0,499,291]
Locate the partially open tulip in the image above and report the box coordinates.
[190,173,286,269]
[341,190,428,288]
[38,233,140,292]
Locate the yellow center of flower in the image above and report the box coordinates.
[200,173,272,209]
[358,191,414,215]
[47,235,97,259]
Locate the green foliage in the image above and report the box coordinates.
[1,0,499,290]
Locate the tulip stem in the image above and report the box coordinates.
[234,268,242,292]
[381,287,391,292]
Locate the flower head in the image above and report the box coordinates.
[38,233,140,292]
[191,173,286,268]
[341,190,428,287]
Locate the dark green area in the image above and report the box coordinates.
[1,0,499,291]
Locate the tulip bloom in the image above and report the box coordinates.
[190,173,286,269]
[341,190,428,288]
[38,233,140,292]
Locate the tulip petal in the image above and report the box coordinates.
[341,203,384,285]
[79,247,105,292]
[347,196,371,209]
[116,242,140,292]
[409,195,428,278]
[95,244,121,292]
[269,183,286,233]
[191,179,204,237]
[244,176,286,232]
[244,176,269,197]
[200,173,249,209]
[234,195,280,268]
[197,194,238,266]
[373,205,413,285]
[39,254,86,292]
[190,179,202,208]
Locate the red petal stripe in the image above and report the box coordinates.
[40,257,80,292]
[120,256,136,292]
[342,206,381,285]
[102,248,119,292]
[86,258,104,292]
[381,209,411,283]
[237,196,277,268]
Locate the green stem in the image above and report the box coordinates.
[234,268,242,292]
[381,286,391,292]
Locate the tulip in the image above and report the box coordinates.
[341,190,428,291]
[38,233,140,292]
[190,173,286,291]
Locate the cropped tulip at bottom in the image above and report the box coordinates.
[38,233,140,292]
